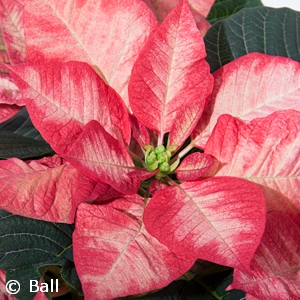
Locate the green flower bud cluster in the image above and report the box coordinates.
[144,144,179,178]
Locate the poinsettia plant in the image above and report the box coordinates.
[0,0,299,299]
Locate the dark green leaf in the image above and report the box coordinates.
[205,7,300,72]
[180,269,245,300]
[0,108,53,159]
[0,210,74,300]
[207,0,263,24]
[193,264,232,279]
[37,257,83,298]
[120,265,245,300]
[60,247,74,262]
[60,258,83,296]
[0,131,53,159]
[0,108,41,138]
[125,280,187,300]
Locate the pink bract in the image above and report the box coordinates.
[0,0,299,299]
[205,110,300,225]
[192,52,300,148]
[22,0,158,107]
[232,211,300,300]
[73,197,193,299]
[142,0,214,35]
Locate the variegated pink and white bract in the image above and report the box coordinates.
[0,0,25,122]
[0,0,300,299]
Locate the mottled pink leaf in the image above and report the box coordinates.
[144,177,266,271]
[0,156,110,223]
[6,62,131,154]
[73,196,193,300]
[186,0,215,17]
[129,114,150,149]
[65,120,152,194]
[128,114,151,159]
[0,30,10,67]
[128,137,145,160]
[0,103,20,122]
[0,75,23,105]
[190,8,211,36]
[0,270,17,300]
[170,100,212,148]
[192,53,300,148]
[129,0,213,147]
[175,152,215,181]
[0,0,25,65]
[91,186,123,204]
[142,0,213,35]
[149,179,167,195]
[23,0,157,107]
[232,211,300,300]
[246,295,260,300]
[143,0,214,20]
[205,111,300,224]
[0,53,9,72]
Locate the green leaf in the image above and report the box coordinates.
[37,257,83,298]
[60,259,83,296]
[180,269,245,300]
[119,280,187,299]
[0,107,41,139]
[0,210,74,300]
[0,108,53,159]
[205,7,300,72]
[207,0,263,23]
[120,265,245,300]
[0,131,53,159]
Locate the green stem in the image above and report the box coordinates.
[157,132,164,146]
[138,187,146,197]
[92,65,109,86]
[144,188,150,206]
[164,176,179,186]
[197,278,223,300]
[57,244,72,257]
[127,148,147,168]
[169,140,196,165]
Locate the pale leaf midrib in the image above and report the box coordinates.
[44,0,106,81]
[68,157,138,170]
[239,86,299,119]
